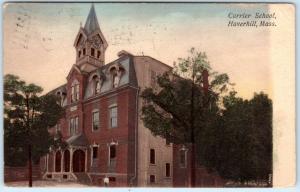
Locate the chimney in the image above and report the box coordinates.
[202,69,209,92]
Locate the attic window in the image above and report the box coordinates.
[92,75,101,94]
[91,48,95,57]
[95,81,100,94]
[112,73,119,88]
[109,66,125,89]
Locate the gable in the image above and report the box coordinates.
[73,28,87,48]
[67,65,82,80]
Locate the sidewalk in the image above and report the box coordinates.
[5,180,90,187]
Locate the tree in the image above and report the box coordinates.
[141,48,231,187]
[4,74,64,187]
[203,91,272,186]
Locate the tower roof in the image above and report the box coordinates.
[84,4,100,35]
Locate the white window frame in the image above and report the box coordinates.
[109,104,118,128]
[90,144,99,167]
[112,74,119,88]
[95,80,101,94]
[69,116,78,136]
[71,80,79,103]
[108,143,117,167]
[92,110,100,131]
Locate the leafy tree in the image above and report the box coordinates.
[202,91,272,186]
[4,74,64,186]
[141,48,231,187]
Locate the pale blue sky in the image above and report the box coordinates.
[4,3,271,99]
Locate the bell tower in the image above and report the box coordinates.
[73,4,108,72]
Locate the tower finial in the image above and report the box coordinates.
[84,4,100,35]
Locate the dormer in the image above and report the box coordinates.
[74,4,108,72]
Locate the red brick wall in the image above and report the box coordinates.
[4,165,41,182]
[46,66,138,187]
[51,86,138,186]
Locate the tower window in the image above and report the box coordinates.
[97,50,101,58]
[150,149,155,164]
[83,48,86,55]
[78,51,81,58]
[91,48,95,57]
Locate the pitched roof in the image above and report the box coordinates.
[84,4,100,35]
[66,133,89,147]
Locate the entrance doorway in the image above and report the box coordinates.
[72,149,85,172]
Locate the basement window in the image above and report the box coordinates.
[150,175,155,184]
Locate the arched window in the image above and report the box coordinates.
[112,74,119,88]
[71,80,79,102]
[109,66,124,89]
[91,75,101,95]
[95,80,100,94]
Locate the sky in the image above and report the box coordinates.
[3,3,272,99]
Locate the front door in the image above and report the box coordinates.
[72,149,85,172]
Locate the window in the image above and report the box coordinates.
[166,163,171,177]
[71,83,79,102]
[95,80,100,94]
[92,147,98,159]
[109,106,118,128]
[78,50,81,58]
[92,111,99,131]
[179,150,187,168]
[97,50,101,58]
[109,144,116,167]
[112,74,119,88]
[110,145,116,159]
[150,175,155,183]
[91,48,95,57]
[150,149,155,164]
[83,48,86,55]
[70,116,78,135]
